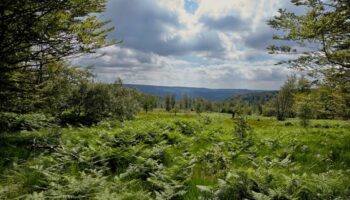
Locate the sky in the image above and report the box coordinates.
[74,0,303,90]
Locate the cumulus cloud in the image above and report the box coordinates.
[74,46,292,90]
[200,15,251,31]
[74,0,302,89]
[103,0,226,56]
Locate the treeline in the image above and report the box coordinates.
[263,74,350,122]
[138,93,261,116]
[146,73,349,124]
[139,94,233,115]
[224,75,349,121]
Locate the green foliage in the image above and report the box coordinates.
[0,0,114,113]
[262,100,277,117]
[0,113,349,199]
[172,104,181,116]
[232,100,253,116]
[0,112,54,132]
[165,95,173,112]
[39,63,94,117]
[313,82,347,119]
[234,116,252,140]
[181,94,192,110]
[195,99,204,115]
[261,73,350,120]
[37,64,141,125]
[229,91,278,106]
[198,170,260,200]
[141,94,158,113]
[268,0,350,79]
[274,75,297,121]
[294,94,314,127]
[174,119,202,136]
[57,81,140,125]
[266,1,350,121]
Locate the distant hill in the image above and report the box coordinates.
[229,91,278,104]
[124,84,271,101]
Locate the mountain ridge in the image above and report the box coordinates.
[124,84,273,101]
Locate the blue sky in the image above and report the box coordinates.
[184,0,199,13]
[74,0,300,90]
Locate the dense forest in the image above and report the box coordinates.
[0,0,349,199]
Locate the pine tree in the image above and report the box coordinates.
[165,95,171,112]
[170,94,176,110]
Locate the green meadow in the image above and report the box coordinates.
[1,112,349,199]
[2,0,350,199]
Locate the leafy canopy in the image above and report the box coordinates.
[0,0,114,112]
[268,0,349,78]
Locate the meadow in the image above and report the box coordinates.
[0,112,349,199]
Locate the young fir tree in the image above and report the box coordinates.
[165,95,171,112]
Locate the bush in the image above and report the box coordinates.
[60,83,140,126]
[234,116,251,140]
[284,122,293,126]
[201,116,213,125]
[58,112,99,126]
[174,119,201,135]
[0,112,54,132]
[295,95,314,127]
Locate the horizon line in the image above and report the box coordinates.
[123,83,277,91]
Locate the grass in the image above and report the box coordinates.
[0,111,349,199]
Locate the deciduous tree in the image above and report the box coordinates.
[0,0,114,112]
[274,75,297,120]
[268,0,349,80]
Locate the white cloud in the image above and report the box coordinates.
[74,46,293,90]
[74,0,301,89]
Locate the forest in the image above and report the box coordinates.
[0,0,349,199]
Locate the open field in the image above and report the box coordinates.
[1,112,350,199]
[2,0,349,199]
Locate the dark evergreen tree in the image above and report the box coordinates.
[165,95,171,112]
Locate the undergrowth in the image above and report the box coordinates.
[0,112,349,199]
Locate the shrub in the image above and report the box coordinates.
[0,112,54,132]
[234,116,251,140]
[284,122,293,126]
[174,120,201,135]
[59,83,140,126]
[295,95,314,127]
[201,116,212,125]
[58,112,99,126]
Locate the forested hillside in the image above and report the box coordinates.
[124,84,262,101]
[229,91,278,104]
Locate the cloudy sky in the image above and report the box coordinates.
[74,0,302,90]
